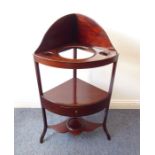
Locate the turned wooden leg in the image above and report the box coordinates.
[40,108,48,143]
[103,108,111,140]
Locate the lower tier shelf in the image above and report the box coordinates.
[48,118,102,135]
[41,78,110,116]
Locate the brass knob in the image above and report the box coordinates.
[75,110,78,114]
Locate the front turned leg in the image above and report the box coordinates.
[40,108,48,143]
[40,126,47,143]
[103,108,111,140]
[103,123,111,140]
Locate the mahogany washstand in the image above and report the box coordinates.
[34,14,119,143]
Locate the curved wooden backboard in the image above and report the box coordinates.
[35,14,115,53]
[34,14,118,69]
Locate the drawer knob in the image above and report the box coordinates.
[75,110,78,114]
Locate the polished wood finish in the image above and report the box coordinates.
[48,118,102,135]
[42,78,109,117]
[34,45,118,69]
[34,14,119,143]
[34,62,48,143]
[43,78,108,106]
[34,14,118,69]
[35,14,115,53]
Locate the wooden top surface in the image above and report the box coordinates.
[34,14,118,68]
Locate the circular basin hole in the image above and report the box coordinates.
[59,48,95,59]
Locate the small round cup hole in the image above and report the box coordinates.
[99,51,109,56]
[44,51,54,55]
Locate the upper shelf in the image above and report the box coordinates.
[34,14,118,69]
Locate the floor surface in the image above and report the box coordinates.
[14,109,140,155]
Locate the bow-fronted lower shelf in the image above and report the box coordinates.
[41,78,109,117]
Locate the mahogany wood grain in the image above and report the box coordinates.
[41,78,109,117]
[43,78,108,106]
[34,14,118,69]
[48,118,102,135]
[34,14,119,143]
[35,14,115,53]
